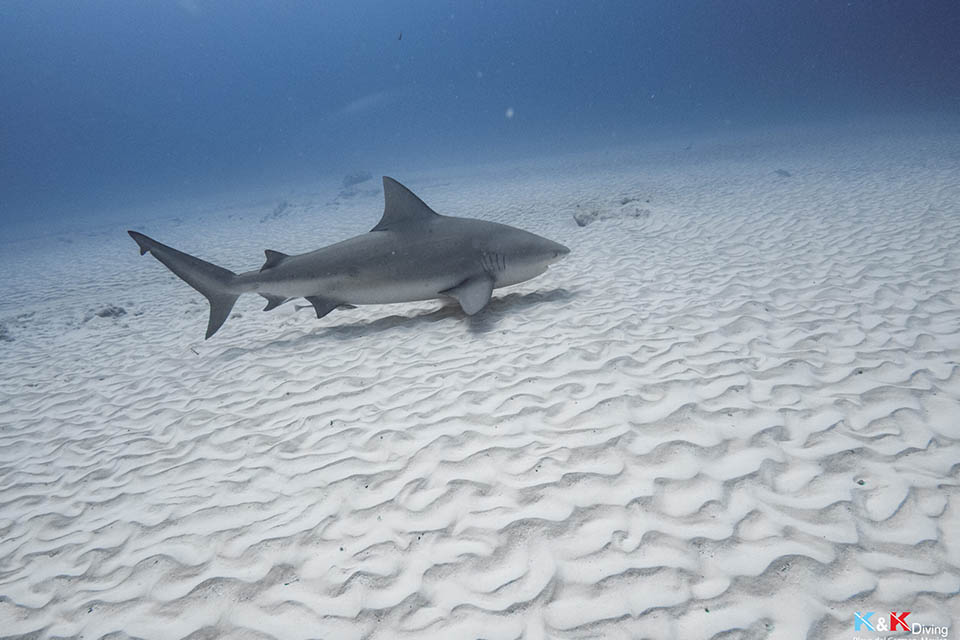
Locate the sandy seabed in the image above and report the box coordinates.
[1,121,959,639]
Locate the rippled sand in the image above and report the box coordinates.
[2,122,959,639]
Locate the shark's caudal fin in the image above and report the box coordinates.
[128,231,240,339]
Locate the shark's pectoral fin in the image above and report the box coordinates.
[441,275,494,315]
[260,294,287,311]
[304,296,341,319]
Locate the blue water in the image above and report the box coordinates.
[2,1,958,231]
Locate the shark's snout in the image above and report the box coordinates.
[549,242,570,262]
[517,234,569,266]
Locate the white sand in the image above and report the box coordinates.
[1,120,959,639]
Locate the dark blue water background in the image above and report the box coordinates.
[1,1,958,232]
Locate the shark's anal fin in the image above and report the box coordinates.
[261,250,289,271]
[370,177,441,232]
[441,275,494,315]
[304,296,341,319]
[260,294,287,311]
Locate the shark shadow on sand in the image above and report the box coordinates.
[211,288,576,359]
[318,287,575,337]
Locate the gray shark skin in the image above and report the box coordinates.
[128,177,570,339]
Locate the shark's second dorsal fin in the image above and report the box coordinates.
[261,250,289,271]
[370,177,440,232]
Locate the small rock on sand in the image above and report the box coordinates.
[96,305,127,319]
[84,305,128,323]
[573,199,652,227]
[261,201,290,223]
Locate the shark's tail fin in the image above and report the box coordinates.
[128,230,240,339]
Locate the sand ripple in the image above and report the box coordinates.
[1,126,959,638]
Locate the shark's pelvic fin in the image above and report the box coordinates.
[261,250,289,271]
[441,275,494,315]
[261,294,287,311]
[370,177,441,232]
[304,296,341,319]
[128,230,240,339]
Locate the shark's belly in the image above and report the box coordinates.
[256,269,466,304]
[332,272,464,305]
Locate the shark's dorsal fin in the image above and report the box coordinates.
[370,177,440,232]
[261,250,289,271]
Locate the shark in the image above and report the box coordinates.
[128,177,570,339]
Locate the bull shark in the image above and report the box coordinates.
[128,177,570,339]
